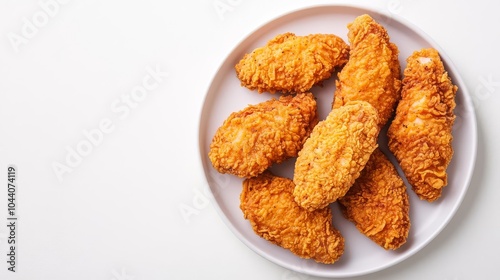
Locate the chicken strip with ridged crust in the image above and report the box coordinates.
[388,48,457,202]
[332,14,401,127]
[209,93,318,178]
[240,172,344,264]
[293,101,380,211]
[339,148,410,250]
[235,32,349,94]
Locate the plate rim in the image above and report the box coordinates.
[197,3,478,278]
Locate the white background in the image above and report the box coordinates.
[0,0,498,279]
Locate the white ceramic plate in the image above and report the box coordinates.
[198,5,477,278]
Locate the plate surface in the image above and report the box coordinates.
[199,5,477,278]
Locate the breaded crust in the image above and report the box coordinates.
[332,14,401,127]
[387,48,457,202]
[240,172,344,264]
[235,33,349,94]
[293,101,380,211]
[339,149,410,250]
[209,93,318,178]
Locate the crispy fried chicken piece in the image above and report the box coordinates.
[235,32,349,94]
[339,148,410,250]
[387,48,457,202]
[293,101,380,211]
[332,14,401,127]
[209,93,318,178]
[240,172,344,264]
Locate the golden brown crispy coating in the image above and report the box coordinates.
[293,101,380,211]
[387,48,457,202]
[235,32,350,94]
[209,93,318,178]
[339,149,410,250]
[332,14,401,127]
[240,172,344,264]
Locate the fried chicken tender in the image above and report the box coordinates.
[235,32,350,94]
[240,172,344,264]
[209,93,318,178]
[293,101,380,211]
[332,14,401,127]
[388,48,457,202]
[339,149,410,250]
